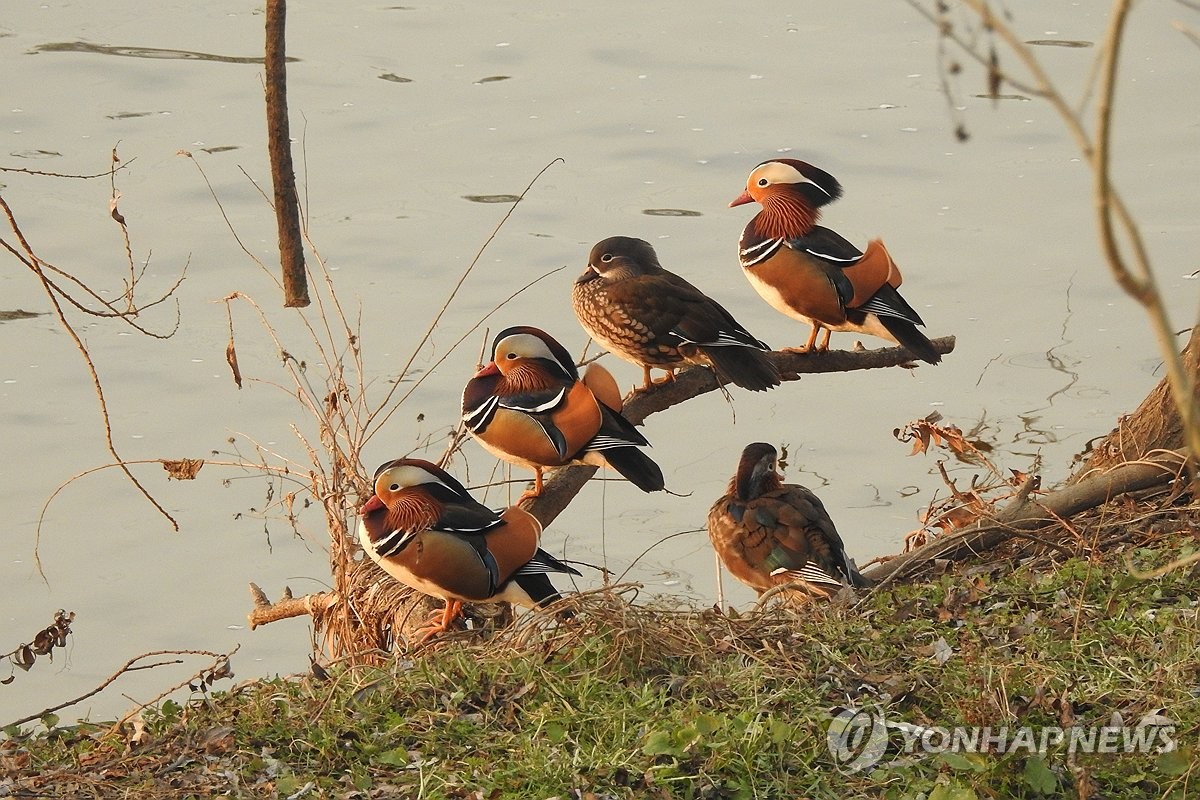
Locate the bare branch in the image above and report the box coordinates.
[865,449,1186,585]
[522,337,957,527]
[3,646,238,730]
[264,0,309,307]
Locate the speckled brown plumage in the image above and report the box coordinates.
[707,442,871,598]
[572,236,780,391]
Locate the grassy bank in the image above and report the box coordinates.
[4,506,1198,799]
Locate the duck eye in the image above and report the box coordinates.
[506,352,518,359]
[757,178,769,187]
[389,483,400,491]
[600,253,614,263]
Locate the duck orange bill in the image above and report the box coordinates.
[729,190,753,207]
[361,494,385,516]
[474,362,500,378]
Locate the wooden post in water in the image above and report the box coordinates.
[265,0,310,308]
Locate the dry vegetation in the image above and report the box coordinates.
[3,497,1198,797]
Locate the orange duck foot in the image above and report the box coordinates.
[783,326,831,354]
[518,469,546,502]
[414,599,463,643]
[639,366,677,390]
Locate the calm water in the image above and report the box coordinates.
[2,1,1196,723]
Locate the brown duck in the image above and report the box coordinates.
[707,442,871,599]
[572,236,781,391]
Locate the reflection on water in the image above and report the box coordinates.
[1025,39,1093,48]
[0,310,44,322]
[642,208,703,217]
[31,41,282,64]
[105,110,163,120]
[463,194,523,203]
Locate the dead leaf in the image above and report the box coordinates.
[127,714,148,748]
[162,458,204,481]
[202,725,236,755]
[109,191,126,226]
[226,338,242,389]
[895,411,995,465]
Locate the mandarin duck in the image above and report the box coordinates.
[707,442,871,600]
[358,458,580,641]
[462,325,665,497]
[572,236,781,392]
[730,158,940,364]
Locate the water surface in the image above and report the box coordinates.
[2,1,1197,723]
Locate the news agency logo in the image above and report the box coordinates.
[827,705,1177,772]
[826,706,892,772]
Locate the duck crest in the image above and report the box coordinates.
[734,443,783,501]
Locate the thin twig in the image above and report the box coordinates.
[364,158,565,443]
[3,647,238,730]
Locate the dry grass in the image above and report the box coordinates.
[5,493,1198,798]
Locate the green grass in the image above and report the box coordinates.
[4,530,1198,799]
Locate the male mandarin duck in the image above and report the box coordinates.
[358,458,580,640]
[462,325,665,497]
[730,158,941,364]
[572,236,781,392]
[707,442,871,599]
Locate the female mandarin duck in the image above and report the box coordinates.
[572,236,781,392]
[462,325,665,497]
[707,442,871,599]
[730,158,940,364]
[358,458,580,640]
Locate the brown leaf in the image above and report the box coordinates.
[225,338,242,389]
[14,645,34,671]
[31,629,54,655]
[931,504,984,533]
[162,458,204,481]
[201,726,236,755]
[108,192,126,226]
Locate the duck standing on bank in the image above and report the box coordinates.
[730,158,940,364]
[358,458,580,641]
[708,442,872,600]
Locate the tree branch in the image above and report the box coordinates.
[247,582,338,630]
[865,448,1186,585]
[264,0,309,307]
[522,337,957,526]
